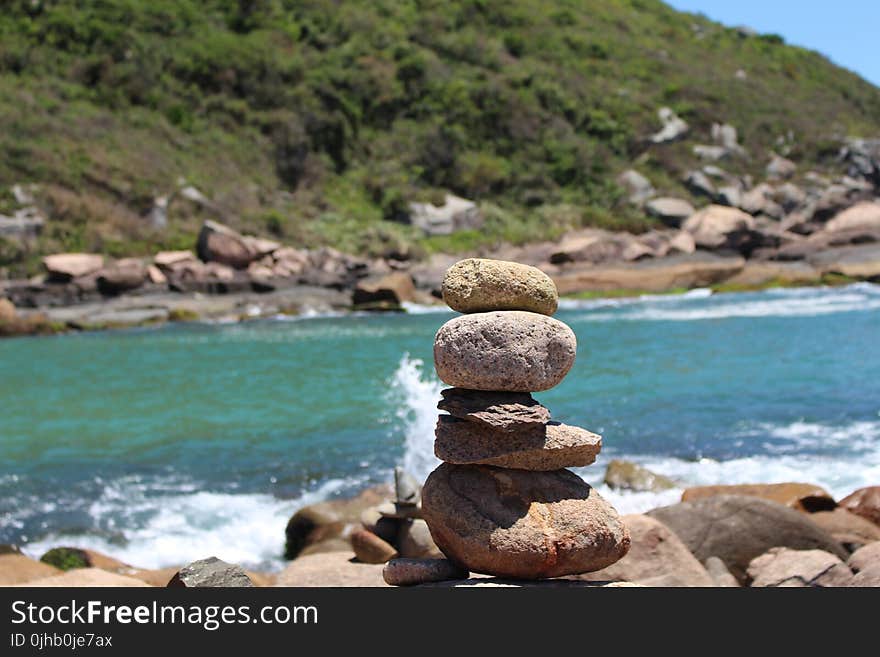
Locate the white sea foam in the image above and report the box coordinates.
[579,418,880,515]
[21,476,360,572]
[389,354,444,482]
[568,283,880,322]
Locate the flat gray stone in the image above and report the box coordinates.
[434,416,601,470]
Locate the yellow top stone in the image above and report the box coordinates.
[441,258,558,315]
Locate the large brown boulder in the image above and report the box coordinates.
[434,416,601,471]
[284,484,392,559]
[441,258,558,316]
[196,220,260,269]
[682,205,759,253]
[839,486,880,527]
[275,552,387,587]
[437,388,550,433]
[0,554,62,585]
[352,272,417,308]
[604,460,676,492]
[421,464,630,579]
[433,311,576,392]
[680,482,836,513]
[577,514,714,587]
[43,253,104,281]
[747,547,853,587]
[647,495,848,583]
[825,201,880,233]
[808,509,880,551]
[0,298,16,323]
[97,258,147,295]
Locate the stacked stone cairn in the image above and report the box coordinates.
[387,258,631,584]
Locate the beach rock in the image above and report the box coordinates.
[647,495,849,583]
[167,557,254,587]
[0,544,22,555]
[275,552,387,587]
[196,220,258,269]
[766,153,796,180]
[147,265,167,285]
[433,311,577,392]
[549,233,625,264]
[0,554,62,585]
[808,509,880,551]
[359,509,400,544]
[680,482,836,513]
[350,529,398,564]
[434,416,601,470]
[839,487,880,527]
[617,170,655,204]
[383,558,468,586]
[397,519,443,559]
[154,250,197,268]
[97,258,147,294]
[352,272,417,308]
[684,170,716,198]
[19,568,151,588]
[747,547,853,587]
[849,563,880,587]
[704,556,740,587]
[577,514,714,587]
[284,483,393,559]
[377,501,422,520]
[824,201,880,233]
[408,194,483,236]
[644,198,696,227]
[667,230,697,254]
[848,542,880,573]
[421,464,630,579]
[650,107,688,144]
[394,466,421,506]
[683,205,757,252]
[441,258,558,316]
[43,253,104,281]
[807,243,880,279]
[604,460,676,492]
[0,298,16,322]
[437,388,550,432]
[552,252,743,295]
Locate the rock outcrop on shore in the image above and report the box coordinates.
[3,471,879,587]
[3,128,880,338]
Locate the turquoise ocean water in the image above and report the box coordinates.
[2,283,879,570]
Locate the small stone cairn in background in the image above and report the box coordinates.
[384,258,631,585]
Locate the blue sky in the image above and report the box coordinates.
[666,1,879,86]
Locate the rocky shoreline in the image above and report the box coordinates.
[3,136,880,337]
[3,468,878,587]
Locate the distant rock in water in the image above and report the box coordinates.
[604,460,676,492]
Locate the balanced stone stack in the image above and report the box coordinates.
[420,258,631,580]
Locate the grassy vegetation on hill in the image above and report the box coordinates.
[1,0,879,275]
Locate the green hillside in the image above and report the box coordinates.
[1,0,879,274]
